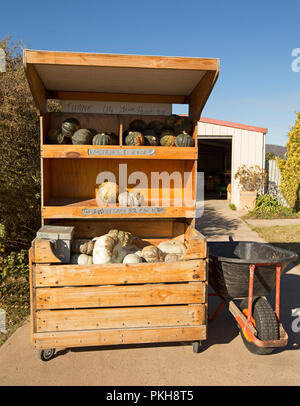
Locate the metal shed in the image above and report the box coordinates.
[197,117,267,209]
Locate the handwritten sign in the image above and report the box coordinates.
[60,100,172,116]
[82,207,165,215]
[88,148,156,156]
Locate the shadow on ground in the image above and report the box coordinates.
[195,205,241,239]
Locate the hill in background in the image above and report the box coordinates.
[266,144,287,158]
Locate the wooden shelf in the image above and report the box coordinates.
[41,145,198,159]
[42,198,195,219]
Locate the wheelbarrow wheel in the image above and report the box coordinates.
[239,297,279,355]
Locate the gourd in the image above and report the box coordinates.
[141,245,164,263]
[46,128,60,144]
[147,120,164,135]
[70,253,93,265]
[88,128,98,136]
[157,240,186,258]
[129,119,148,133]
[72,129,93,145]
[108,229,133,247]
[164,253,180,263]
[61,117,80,138]
[175,133,195,147]
[143,129,159,146]
[160,134,176,147]
[97,181,119,204]
[123,253,143,264]
[71,239,94,255]
[164,114,180,130]
[160,129,175,138]
[118,191,145,207]
[57,132,70,144]
[92,234,119,264]
[92,132,112,145]
[125,131,145,146]
[173,117,193,135]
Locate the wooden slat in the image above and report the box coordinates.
[23,63,48,114]
[41,145,198,159]
[35,282,206,309]
[32,238,63,264]
[35,304,205,332]
[48,91,186,104]
[33,326,206,349]
[25,50,219,71]
[182,227,207,260]
[34,259,206,287]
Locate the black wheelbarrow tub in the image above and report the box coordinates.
[208,241,298,301]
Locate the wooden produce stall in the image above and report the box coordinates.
[24,50,219,360]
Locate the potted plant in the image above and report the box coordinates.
[234,165,267,211]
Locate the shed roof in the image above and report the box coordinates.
[199,117,267,134]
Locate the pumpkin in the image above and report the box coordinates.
[57,132,70,144]
[129,119,148,133]
[71,239,94,255]
[61,117,80,138]
[175,133,195,147]
[173,117,193,135]
[70,253,93,265]
[160,129,175,138]
[160,135,176,147]
[164,114,180,130]
[125,131,145,146]
[123,253,143,264]
[147,120,164,135]
[108,229,133,247]
[46,128,60,144]
[143,129,159,146]
[88,128,98,136]
[92,132,112,145]
[97,181,119,204]
[128,191,145,206]
[72,129,93,145]
[141,245,164,263]
[92,234,119,264]
[157,240,186,258]
[164,253,180,263]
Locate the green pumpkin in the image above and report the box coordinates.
[57,132,70,144]
[147,120,164,135]
[129,119,148,133]
[160,135,176,147]
[109,132,119,145]
[160,129,175,139]
[72,129,93,145]
[173,117,193,135]
[175,133,195,147]
[125,131,145,146]
[164,114,180,130]
[88,128,98,136]
[143,129,159,146]
[92,132,113,145]
[61,118,80,138]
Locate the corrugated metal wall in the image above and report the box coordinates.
[265,159,289,207]
[197,122,265,209]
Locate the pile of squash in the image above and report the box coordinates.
[46,117,119,145]
[70,229,186,265]
[123,115,195,147]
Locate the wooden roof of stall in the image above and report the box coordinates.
[23,50,219,120]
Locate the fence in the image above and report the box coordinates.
[265,159,289,207]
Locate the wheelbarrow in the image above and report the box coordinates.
[207,241,298,355]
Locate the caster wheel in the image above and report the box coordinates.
[39,348,55,361]
[192,341,201,353]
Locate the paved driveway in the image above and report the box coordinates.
[0,200,299,386]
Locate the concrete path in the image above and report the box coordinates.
[0,200,299,386]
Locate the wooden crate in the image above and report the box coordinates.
[24,50,219,352]
[30,225,207,350]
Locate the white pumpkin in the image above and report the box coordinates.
[123,253,143,264]
[96,181,119,204]
[128,191,144,207]
[118,191,130,206]
[92,234,118,264]
[157,241,186,258]
[70,253,93,265]
[164,253,180,263]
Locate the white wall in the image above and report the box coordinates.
[197,122,265,209]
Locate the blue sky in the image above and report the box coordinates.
[2,0,300,146]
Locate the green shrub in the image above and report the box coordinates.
[277,112,300,212]
[248,194,295,219]
[229,203,236,210]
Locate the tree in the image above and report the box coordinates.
[265,152,276,160]
[0,37,41,250]
[277,112,300,212]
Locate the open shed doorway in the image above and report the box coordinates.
[198,138,232,200]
